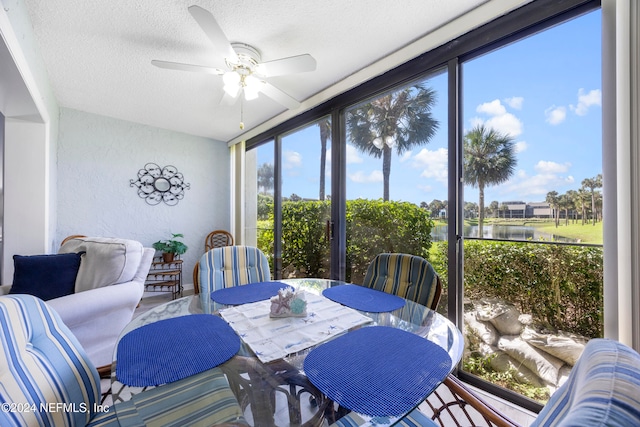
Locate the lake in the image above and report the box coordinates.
[431,224,579,243]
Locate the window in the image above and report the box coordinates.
[344,71,447,284]
[243,0,601,411]
[460,10,602,404]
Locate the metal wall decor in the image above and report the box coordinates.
[130,163,190,206]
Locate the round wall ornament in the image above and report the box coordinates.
[130,163,190,206]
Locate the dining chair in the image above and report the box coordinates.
[197,245,271,295]
[0,294,247,427]
[361,253,442,310]
[205,229,234,251]
[332,338,640,427]
[193,230,235,293]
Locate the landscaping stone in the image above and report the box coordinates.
[465,298,589,388]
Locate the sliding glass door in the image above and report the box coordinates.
[459,9,602,404]
[243,0,602,410]
[279,118,332,279]
[343,70,448,287]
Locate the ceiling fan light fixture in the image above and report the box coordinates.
[223,71,240,86]
[223,83,240,97]
[244,86,259,101]
[243,75,260,100]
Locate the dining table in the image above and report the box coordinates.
[109,278,464,427]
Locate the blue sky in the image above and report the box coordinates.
[262,9,601,207]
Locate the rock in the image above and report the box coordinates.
[464,311,499,346]
[522,327,586,366]
[489,351,544,387]
[476,299,524,336]
[498,336,565,386]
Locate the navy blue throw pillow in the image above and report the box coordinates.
[10,252,84,301]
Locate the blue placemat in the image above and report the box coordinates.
[323,285,406,312]
[304,326,452,417]
[210,281,293,305]
[116,314,240,387]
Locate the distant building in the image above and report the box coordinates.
[499,201,555,219]
[528,202,552,218]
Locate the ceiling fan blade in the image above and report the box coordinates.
[257,54,316,77]
[257,81,301,110]
[151,60,225,75]
[188,5,238,63]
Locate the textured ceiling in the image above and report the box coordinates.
[24,0,491,142]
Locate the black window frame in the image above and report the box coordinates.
[244,0,601,411]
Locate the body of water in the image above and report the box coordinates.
[431,224,578,243]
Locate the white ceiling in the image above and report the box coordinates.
[23,0,510,143]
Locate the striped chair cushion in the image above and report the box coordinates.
[331,408,437,427]
[531,338,640,427]
[89,368,247,427]
[362,253,439,309]
[198,245,271,294]
[0,294,101,427]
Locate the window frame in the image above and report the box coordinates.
[244,0,601,411]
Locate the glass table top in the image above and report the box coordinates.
[110,278,463,426]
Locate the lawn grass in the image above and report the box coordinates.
[430,218,603,245]
[529,220,603,245]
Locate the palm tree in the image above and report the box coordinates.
[347,84,439,201]
[463,125,517,237]
[546,191,560,227]
[576,188,589,225]
[581,174,602,225]
[257,163,274,195]
[317,118,331,201]
[559,192,573,226]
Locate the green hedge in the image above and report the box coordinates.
[345,199,433,283]
[257,198,434,283]
[432,240,603,338]
[257,198,602,338]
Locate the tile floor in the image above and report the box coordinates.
[116,288,538,426]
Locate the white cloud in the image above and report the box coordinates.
[534,160,571,174]
[412,147,448,183]
[349,170,383,183]
[485,113,523,137]
[499,162,574,197]
[514,141,528,153]
[545,105,566,125]
[346,144,364,164]
[570,88,601,116]
[473,99,523,137]
[283,150,302,169]
[504,97,524,110]
[476,99,506,116]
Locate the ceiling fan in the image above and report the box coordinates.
[152,5,316,112]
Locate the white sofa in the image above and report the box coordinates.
[0,236,154,371]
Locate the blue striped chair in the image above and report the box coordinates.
[362,253,442,310]
[197,245,271,295]
[334,338,640,427]
[0,294,247,427]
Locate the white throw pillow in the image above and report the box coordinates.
[59,237,143,292]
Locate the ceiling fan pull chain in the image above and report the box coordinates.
[239,97,245,130]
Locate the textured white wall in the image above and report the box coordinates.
[57,108,230,285]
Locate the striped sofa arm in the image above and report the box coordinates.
[0,294,102,427]
[530,338,640,427]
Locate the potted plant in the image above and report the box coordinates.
[152,233,188,262]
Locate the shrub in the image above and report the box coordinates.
[432,240,603,338]
[256,199,434,283]
[346,199,433,283]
